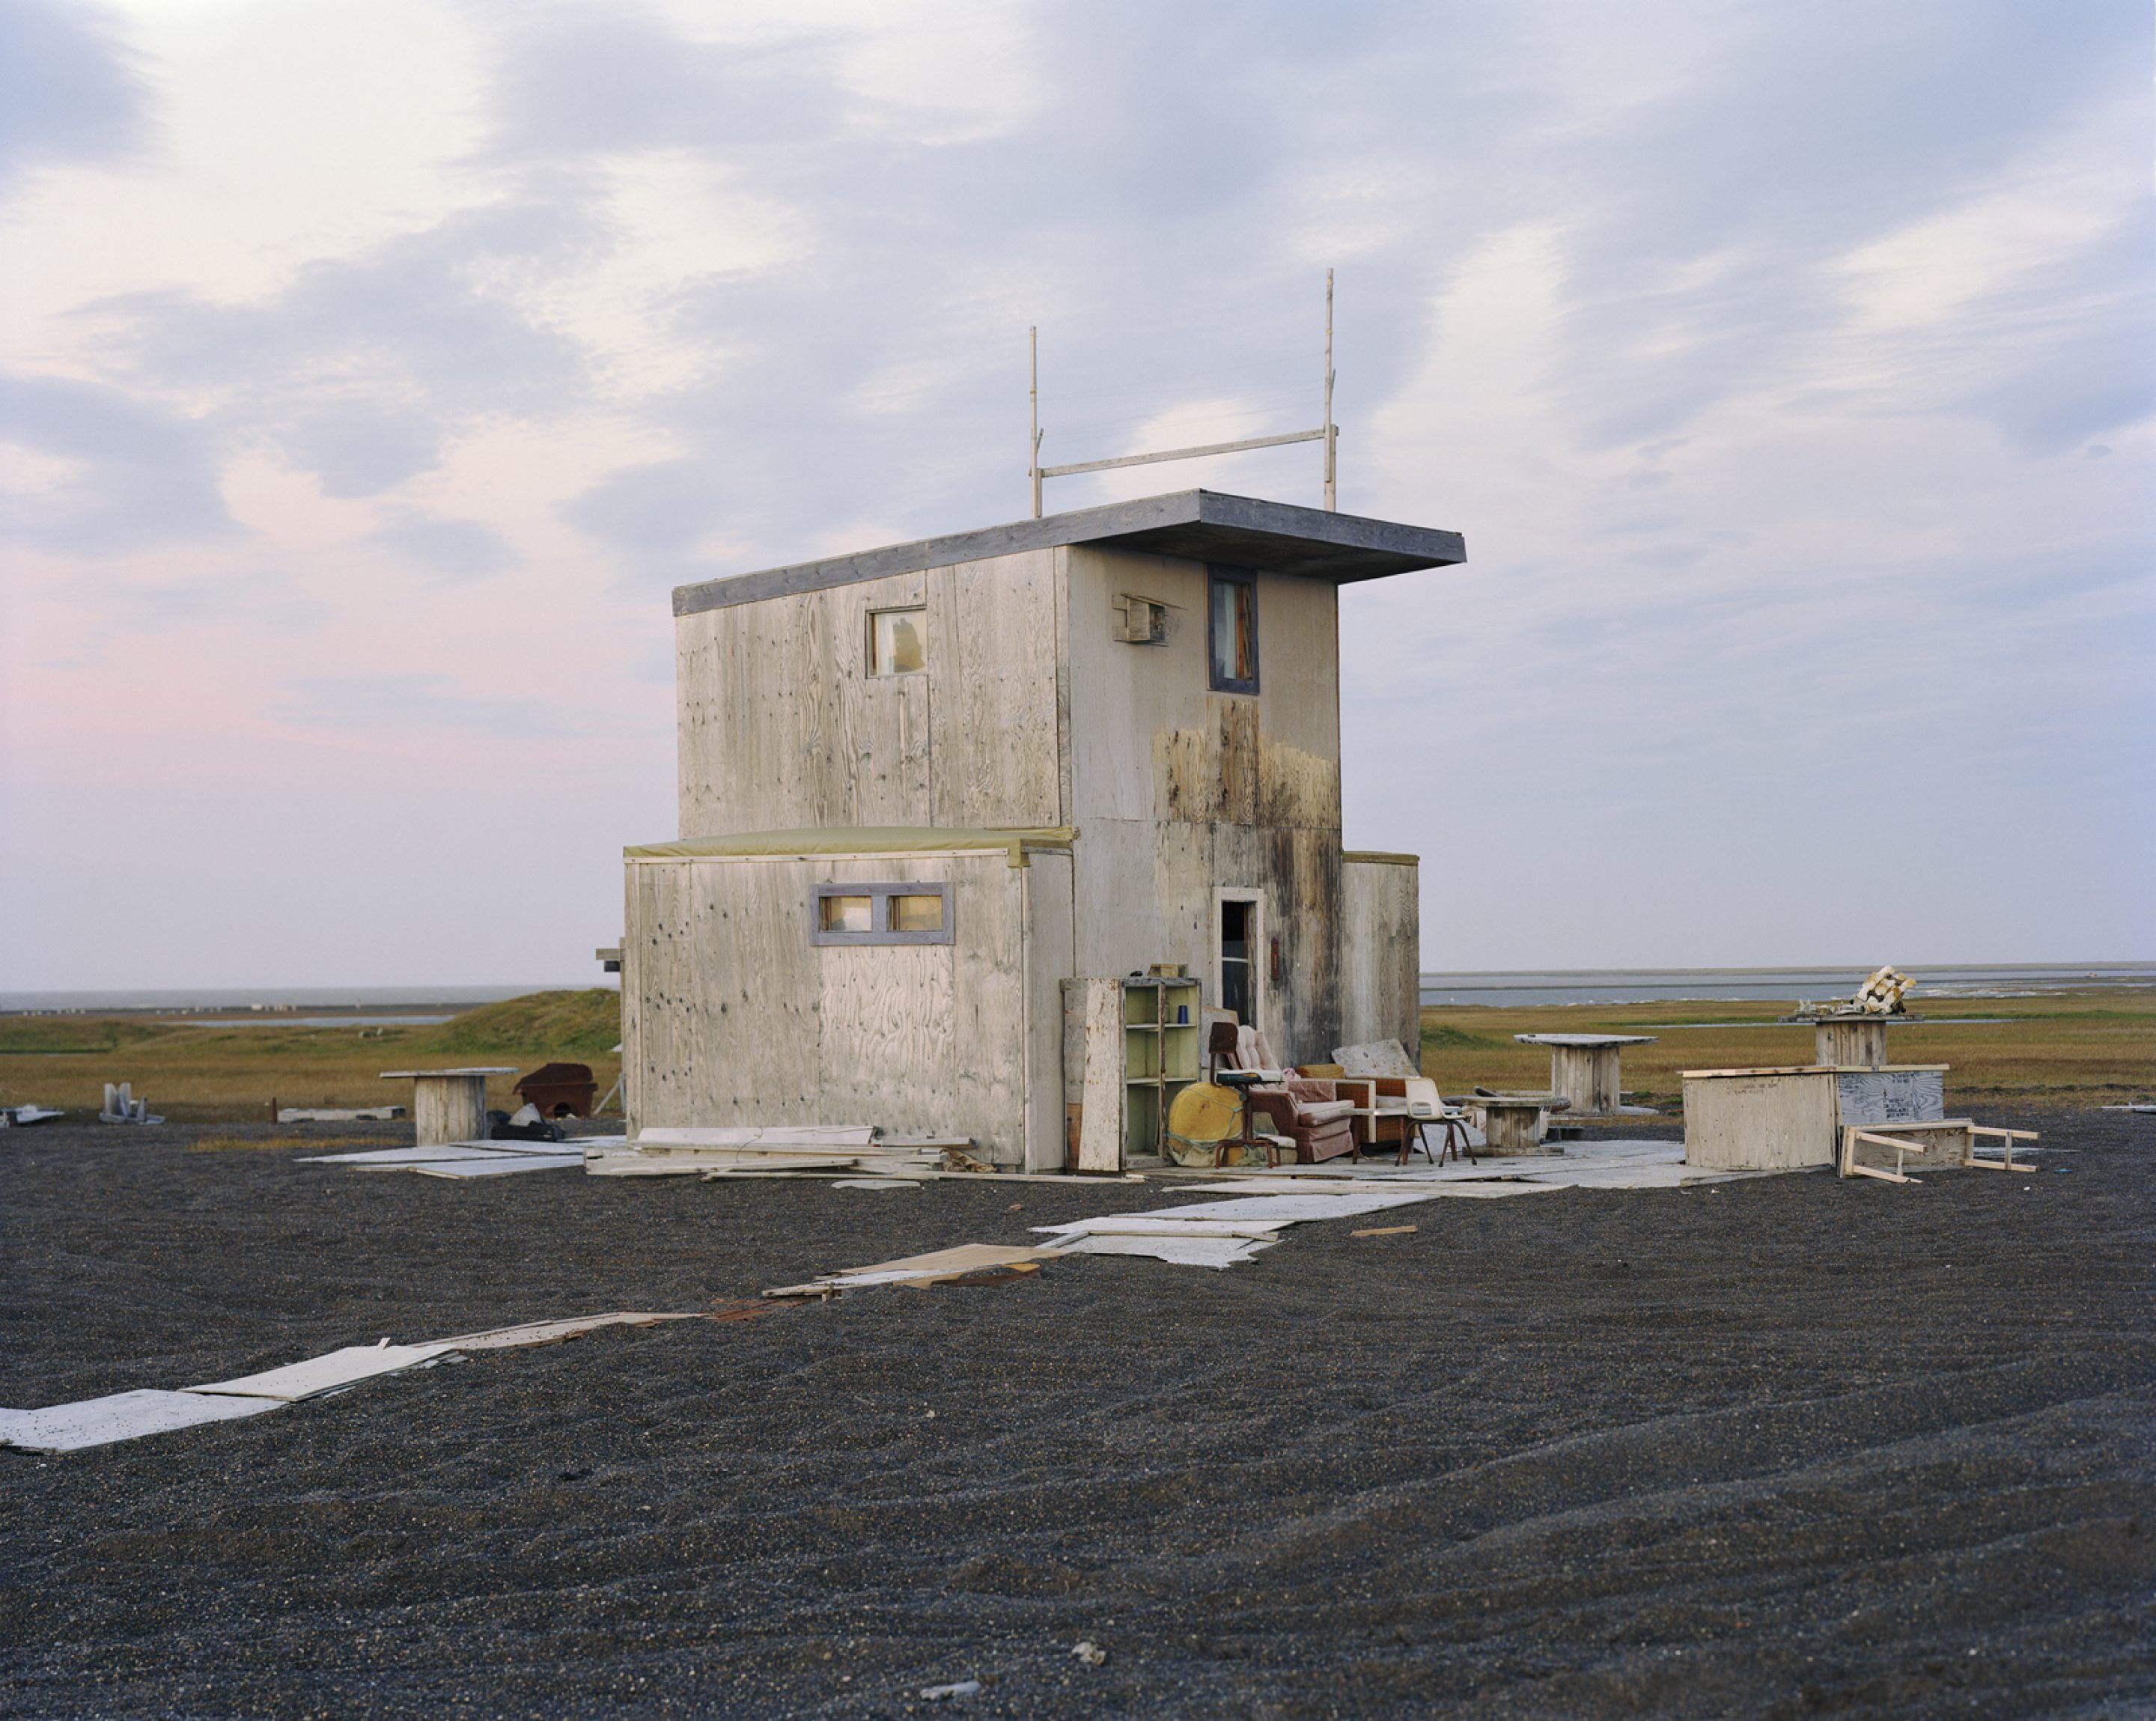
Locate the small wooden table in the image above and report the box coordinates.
[1514,1033,1657,1117]
[1469,1092,1571,1155]
[380,1068,516,1148]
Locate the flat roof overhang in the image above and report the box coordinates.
[672,490,1466,617]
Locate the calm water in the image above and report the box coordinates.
[0,984,606,1017]
[2,966,2146,1017]
[1419,963,2156,1008]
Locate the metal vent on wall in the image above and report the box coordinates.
[1112,593,1169,645]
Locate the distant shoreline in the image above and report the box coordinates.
[3,963,2148,1017]
[1419,962,2155,1008]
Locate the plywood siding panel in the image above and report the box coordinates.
[1065,546,1211,825]
[830,576,931,826]
[1684,1072,1839,1170]
[1340,858,1420,1056]
[1023,852,1077,1171]
[948,852,1028,1163]
[818,943,954,1130]
[929,550,1061,829]
[674,571,928,838]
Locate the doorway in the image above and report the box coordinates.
[1216,893,1262,1029]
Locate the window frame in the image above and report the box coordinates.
[810,882,954,946]
[866,606,929,678]
[1206,567,1260,695]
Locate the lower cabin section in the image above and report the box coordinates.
[623,831,1073,1171]
[622,826,1418,1172]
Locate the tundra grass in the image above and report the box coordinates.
[3,987,2146,1122]
[0,990,622,1124]
[1418,987,2156,1110]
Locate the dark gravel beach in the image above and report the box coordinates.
[3,1112,2151,1719]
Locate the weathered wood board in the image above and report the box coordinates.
[1339,856,1419,1056]
[1065,978,1126,1175]
[1834,1067,1947,1127]
[1683,1070,1840,1170]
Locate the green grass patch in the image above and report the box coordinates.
[0,1017,174,1056]
[1421,1024,1499,1051]
[409,989,623,1058]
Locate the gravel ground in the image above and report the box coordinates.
[2,1111,2152,1719]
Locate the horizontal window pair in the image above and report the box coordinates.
[811,883,952,945]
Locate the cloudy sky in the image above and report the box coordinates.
[0,0,2149,990]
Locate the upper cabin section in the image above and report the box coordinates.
[669,491,1465,841]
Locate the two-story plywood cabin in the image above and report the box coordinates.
[621,490,1465,1170]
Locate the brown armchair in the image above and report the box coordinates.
[1246,1076,1358,1164]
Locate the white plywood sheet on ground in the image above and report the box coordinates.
[1179,1178,1565,1199]
[0,1389,283,1453]
[412,1155,584,1178]
[432,1313,696,1350]
[183,1342,462,1401]
[1053,1234,1273,1268]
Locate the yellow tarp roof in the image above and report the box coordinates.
[624,826,1076,868]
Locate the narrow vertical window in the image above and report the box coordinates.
[1208,570,1258,694]
[868,607,927,676]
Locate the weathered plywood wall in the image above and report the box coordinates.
[1683,1070,1839,1170]
[1062,544,1347,1065]
[624,850,1032,1163]
[674,552,1062,839]
[1339,856,1420,1059]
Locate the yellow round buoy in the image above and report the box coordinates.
[1166,1081,1242,1166]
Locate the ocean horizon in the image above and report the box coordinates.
[2,962,2149,1017]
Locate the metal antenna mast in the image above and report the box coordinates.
[1323,268,1337,511]
[1029,272,1339,518]
[1029,326,1043,519]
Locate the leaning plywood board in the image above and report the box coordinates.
[1071,978,1125,1174]
[0,1389,282,1453]
[1683,1069,1839,1170]
[1833,1067,1948,1127]
[183,1341,462,1401]
[1333,1040,1421,1079]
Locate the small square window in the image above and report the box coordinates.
[889,893,944,933]
[811,883,954,945]
[868,607,927,676]
[1208,570,1258,694]
[820,895,874,933]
